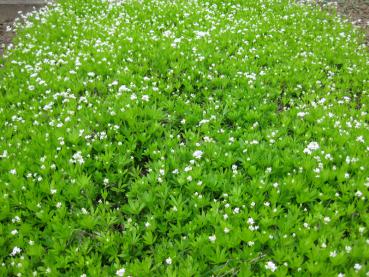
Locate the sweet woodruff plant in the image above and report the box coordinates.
[1,0,369,276]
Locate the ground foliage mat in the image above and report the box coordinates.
[1,0,369,276]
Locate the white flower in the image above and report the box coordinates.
[56,202,62,208]
[297,112,307,118]
[354,264,362,271]
[11,229,18,235]
[193,150,203,159]
[50,189,57,195]
[303,142,320,155]
[130,93,137,100]
[224,227,230,233]
[330,250,337,257]
[109,80,118,87]
[165,257,172,265]
[209,234,216,242]
[184,166,192,172]
[116,268,125,276]
[323,217,331,224]
[12,216,21,223]
[194,31,209,38]
[0,150,8,158]
[118,85,130,92]
[9,169,17,175]
[247,241,254,246]
[355,191,363,198]
[142,95,149,102]
[233,207,240,214]
[356,136,365,143]
[265,261,277,272]
[10,247,22,256]
[70,151,84,165]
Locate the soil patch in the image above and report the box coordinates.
[0,4,43,55]
[308,0,369,44]
[334,0,369,43]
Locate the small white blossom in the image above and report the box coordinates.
[118,85,130,92]
[12,216,21,223]
[10,247,22,256]
[70,151,84,165]
[209,234,216,242]
[304,142,320,155]
[165,257,172,265]
[356,136,365,143]
[193,150,203,159]
[265,261,277,272]
[354,264,362,271]
[247,241,255,246]
[116,268,125,276]
[297,112,307,118]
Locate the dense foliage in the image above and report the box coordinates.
[1,0,369,276]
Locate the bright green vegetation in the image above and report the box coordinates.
[1,0,369,276]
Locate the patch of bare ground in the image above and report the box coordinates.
[310,0,369,44]
[0,4,43,56]
[335,0,369,43]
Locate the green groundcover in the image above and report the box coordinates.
[1,0,369,276]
